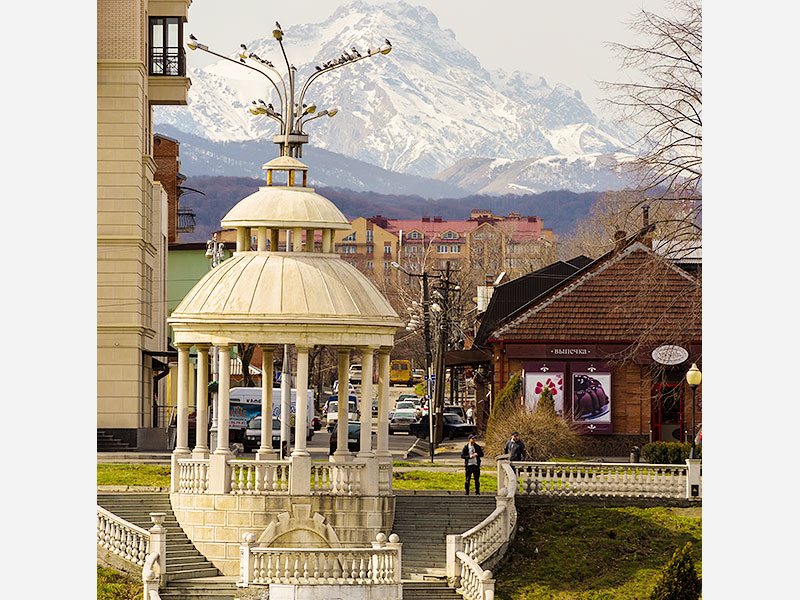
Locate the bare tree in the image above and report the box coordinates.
[602,0,702,198]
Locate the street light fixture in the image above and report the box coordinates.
[685,363,702,459]
[187,29,391,158]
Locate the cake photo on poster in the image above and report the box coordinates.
[572,372,611,422]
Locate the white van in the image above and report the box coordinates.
[348,364,362,384]
[229,387,315,451]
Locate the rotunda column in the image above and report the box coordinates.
[174,344,192,455]
[193,345,210,457]
[257,346,277,460]
[305,229,314,252]
[293,227,303,252]
[376,348,392,460]
[215,344,233,455]
[358,347,376,458]
[257,227,267,251]
[292,346,311,455]
[322,229,332,253]
[333,348,351,461]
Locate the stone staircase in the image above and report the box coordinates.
[392,492,496,598]
[96,493,237,599]
[97,430,134,452]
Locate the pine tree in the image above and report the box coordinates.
[649,542,701,600]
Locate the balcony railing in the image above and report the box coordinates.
[150,46,186,76]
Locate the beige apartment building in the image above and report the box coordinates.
[330,211,555,280]
[97,0,192,449]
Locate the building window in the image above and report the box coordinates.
[343,232,356,241]
[366,244,374,255]
[442,230,458,240]
[366,261,374,270]
[450,245,460,253]
[384,242,392,255]
[149,17,185,76]
[437,245,449,253]
[366,230,374,242]
[408,231,422,240]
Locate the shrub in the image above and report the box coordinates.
[485,372,582,460]
[649,542,701,600]
[641,442,700,464]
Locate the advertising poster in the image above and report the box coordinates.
[572,364,612,434]
[523,362,565,415]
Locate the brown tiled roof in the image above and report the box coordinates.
[493,242,701,343]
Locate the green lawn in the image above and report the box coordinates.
[97,566,142,600]
[97,464,171,487]
[494,505,701,600]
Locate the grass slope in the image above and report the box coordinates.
[495,505,701,599]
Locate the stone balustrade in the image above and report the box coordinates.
[97,507,151,566]
[311,462,365,496]
[176,457,376,497]
[514,461,693,499]
[177,458,210,493]
[229,459,291,495]
[239,532,402,588]
[455,551,495,600]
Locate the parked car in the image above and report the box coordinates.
[444,405,466,420]
[324,396,359,429]
[329,422,375,454]
[243,416,295,452]
[411,369,425,384]
[332,380,356,395]
[398,394,419,403]
[409,413,477,440]
[348,364,362,384]
[389,408,418,434]
[395,400,417,412]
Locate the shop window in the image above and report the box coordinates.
[149,17,185,76]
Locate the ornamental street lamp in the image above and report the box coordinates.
[188,28,392,158]
[685,362,702,459]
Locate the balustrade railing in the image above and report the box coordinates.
[455,551,495,600]
[240,533,402,588]
[311,463,364,495]
[229,460,291,495]
[514,462,688,498]
[97,507,150,566]
[177,458,210,494]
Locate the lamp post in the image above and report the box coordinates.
[685,363,702,459]
[187,27,392,158]
[205,234,226,450]
[392,261,434,461]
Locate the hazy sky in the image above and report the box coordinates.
[186,0,674,115]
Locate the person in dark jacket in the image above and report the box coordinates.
[461,434,484,495]
[503,431,526,473]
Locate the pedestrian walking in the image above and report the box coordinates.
[503,431,526,473]
[461,434,484,495]
[466,405,474,425]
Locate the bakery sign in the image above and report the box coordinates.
[548,346,594,357]
[651,345,689,366]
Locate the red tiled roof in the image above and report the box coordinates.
[492,242,701,343]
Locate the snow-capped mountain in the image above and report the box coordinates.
[435,152,638,196]
[155,0,639,187]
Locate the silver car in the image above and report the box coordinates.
[389,408,417,434]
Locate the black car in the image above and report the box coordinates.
[409,413,477,440]
[328,422,375,454]
[243,417,295,452]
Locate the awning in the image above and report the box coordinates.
[444,348,491,367]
